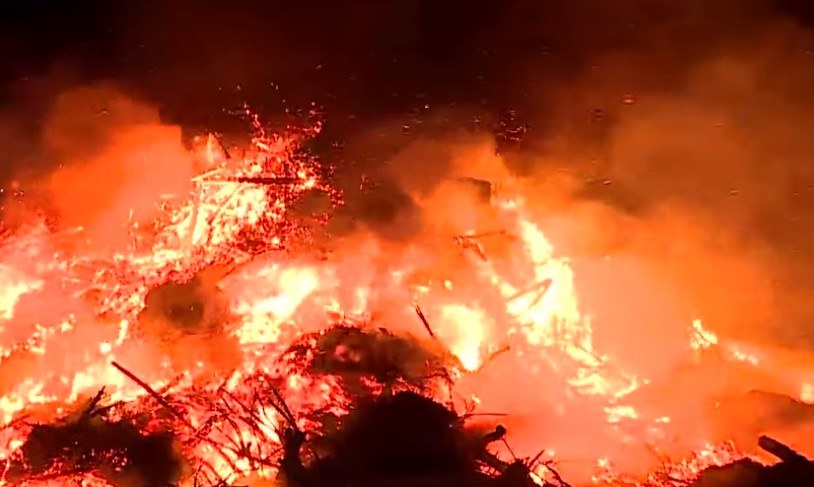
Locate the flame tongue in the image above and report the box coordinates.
[0,118,799,486]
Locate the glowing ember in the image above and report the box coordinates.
[0,114,808,486]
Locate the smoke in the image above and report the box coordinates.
[11,83,196,251]
[564,23,814,352]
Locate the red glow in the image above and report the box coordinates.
[0,114,810,486]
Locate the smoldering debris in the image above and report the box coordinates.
[6,390,184,487]
[0,325,552,487]
[278,389,549,487]
[6,328,814,486]
[280,323,461,396]
[690,436,814,487]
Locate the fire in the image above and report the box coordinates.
[437,304,490,371]
[0,114,811,486]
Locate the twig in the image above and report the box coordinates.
[110,361,195,430]
[110,361,238,481]
[266,384,299,431]
[506,279,553,309]
[200,176,302,185]
[452,230,510,240]
[502,437,517,461]
[540,461,573,487]
[205,187,247,247]
[475,345,511,373]
[528,449,547,472]
[79,388,107,419]
[453,236,488,261]
[218,388,271,440]
[414,304,436,339]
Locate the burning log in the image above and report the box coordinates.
[758,435,811,464]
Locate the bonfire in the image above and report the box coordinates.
[0,112,812,487]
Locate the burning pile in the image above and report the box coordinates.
[1,113,813,487]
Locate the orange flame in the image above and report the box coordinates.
[0,117,810,486]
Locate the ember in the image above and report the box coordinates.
[7,390,184,486]
[0,111,813,487]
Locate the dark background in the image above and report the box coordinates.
[1,0,812,142]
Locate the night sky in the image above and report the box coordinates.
[0,0,811,135]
